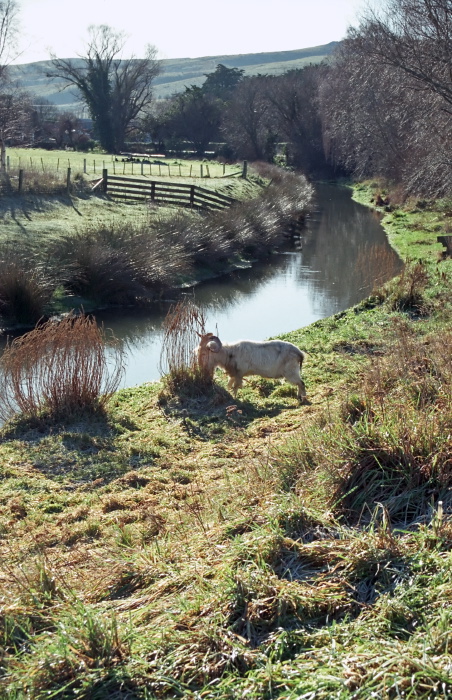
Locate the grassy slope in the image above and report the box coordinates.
[1,183,452,698]
[9,43,337,105]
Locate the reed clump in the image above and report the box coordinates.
[48,222,191,305]
[159,299,213,398]
[0,248,55,325]
[0,314,124,422]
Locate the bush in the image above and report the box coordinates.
[0,314,124,422]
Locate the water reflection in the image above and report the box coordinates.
[0,184,401,389]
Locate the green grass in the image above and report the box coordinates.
[0,182,451,697]
[5,148,243,180]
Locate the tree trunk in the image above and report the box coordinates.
[0,139,6,171]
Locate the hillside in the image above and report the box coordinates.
[9,42,338,109]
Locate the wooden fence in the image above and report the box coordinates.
[102,172,237,210]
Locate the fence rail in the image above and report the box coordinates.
[104,172,237,209]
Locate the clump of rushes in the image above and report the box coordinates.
[48,222,191,305]
[0,248,55,325]
[0,313,124,422]
[384,260,431,313]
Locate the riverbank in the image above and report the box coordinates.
[0,165,312,332]
[1,183,451,697]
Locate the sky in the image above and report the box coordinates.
[11,0,368,65]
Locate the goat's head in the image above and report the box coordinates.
[195,332,222,373]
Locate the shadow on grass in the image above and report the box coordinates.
[159,380,304,440]
[0,191,94,227]
[0,408,141,485]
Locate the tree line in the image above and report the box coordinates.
[0,0,451,198]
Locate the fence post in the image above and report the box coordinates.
[200,164,203,178]
[242,160,248,178]
[189,164,192,177]
[18,169,23,194]
[206,164,210,178]
[83,158,87,174]
[141,161,144,176]
[151,182,155,202]
[190,185,195,208]
[223,163,226,175]
[66,167,71,193]
[6,155,10,171]
[102,169,108,194]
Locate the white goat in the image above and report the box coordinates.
[196,332,307,400]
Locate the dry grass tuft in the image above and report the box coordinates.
[0,314,124,422]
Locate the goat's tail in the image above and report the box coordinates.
[299,349,307,366]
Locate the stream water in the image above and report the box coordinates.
[0,183,401,388]
[95,183,401,387]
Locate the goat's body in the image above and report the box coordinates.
[196,335,307,400]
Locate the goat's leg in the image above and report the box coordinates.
[284,369,307,402]
[228,375,243,397]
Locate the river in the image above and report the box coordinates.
[0,183,401,388]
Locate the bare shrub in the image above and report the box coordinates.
[159,299,212,395]
[0,314,124,422]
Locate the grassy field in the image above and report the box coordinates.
[4,149,243,181]
[0,182,451,698]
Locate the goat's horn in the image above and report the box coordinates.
[206,336,222,352]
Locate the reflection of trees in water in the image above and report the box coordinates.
[299,185,401,308]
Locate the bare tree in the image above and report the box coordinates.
[351,0,452,110]
[319,28,452,197]
[0,0,19,81]
[222,76,272,160]
[265,66,326,173]
[48,25,160,152]
[0,87,30,169]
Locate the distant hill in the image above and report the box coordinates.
[8,42,338,111]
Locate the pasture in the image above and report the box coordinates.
[4,148,242,180]
[0,184,452,697]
